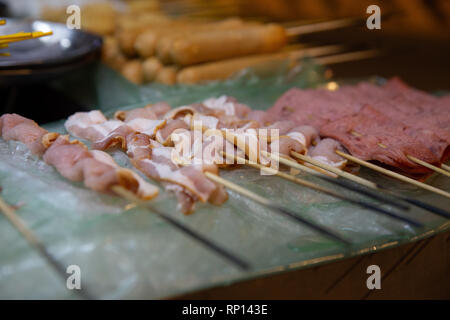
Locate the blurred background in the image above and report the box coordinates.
[1,0,449,121]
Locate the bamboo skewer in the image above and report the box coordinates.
[261,150,450,218]
[315,50,381,66]
[335,151,450,199]
[406,155,450,178]
[442,163,450,172]
[260,150,409,210]
[0,195,94,299]
[111,186,251,270]
[286,17,362,37]
[290,151,378,189]
[203,172,351,245]
[223,152,422,227]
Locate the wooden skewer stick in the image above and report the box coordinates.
[260,150,409,210]
[442,163,450,172]
[111,186,251,270]
[315,50,381,66]
[406,155,450,178]
[222,152,422,227]
[204,172,351,245]
[290,151,378,189]
[336,151,450,199]
[0,195,94,299]
[264,151,450,219]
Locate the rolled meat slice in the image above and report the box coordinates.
[307,138,348,173]
[246,110,272,127]
[69,110,228,214]
[43,135,159,198]
[115,103,171,122]
[65,111,123,142]
[90,150,159,200]
[286,125,321,150]
[203,96,251,118]
[0,113,50,155]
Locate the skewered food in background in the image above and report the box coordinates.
[176,45,342,84]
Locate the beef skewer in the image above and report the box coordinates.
[0,196,95,299]
[223,152,422,228]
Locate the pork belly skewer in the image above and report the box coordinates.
[0,114,159,199]
[68,112,229,215]
[114,99,413,211]
[1,113,250,271]
[67,109,351,245]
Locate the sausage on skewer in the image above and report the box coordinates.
[167,23,287,66]
[136,18,246,59]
